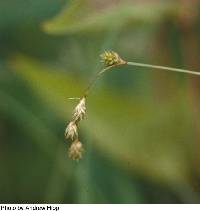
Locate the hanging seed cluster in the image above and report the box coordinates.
[65,97,86,160]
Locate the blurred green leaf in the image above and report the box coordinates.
[43,0,178,35]
[0,0,66,29]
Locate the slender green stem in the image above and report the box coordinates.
[83,60,200,98]
[127,62,200,76]
[83,65,115,97]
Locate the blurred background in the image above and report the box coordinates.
[1,0,200,203]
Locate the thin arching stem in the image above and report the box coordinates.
[83,60,200,98]
[127,62,200,76]
[83,64,120,97]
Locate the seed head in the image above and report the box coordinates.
[68,140,84,160]
[72,97,86,122]
[100,51,126,67]
[65,121,78,140]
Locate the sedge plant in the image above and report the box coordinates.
[65,51,200,160]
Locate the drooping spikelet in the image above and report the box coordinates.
[65,121,78,140]
[68,139,84,161]
[72,97,86,122]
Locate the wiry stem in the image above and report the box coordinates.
[83,60,200,97]
[127,62,200,76]
[83,65,119,97]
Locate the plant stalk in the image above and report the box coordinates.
[83,61,200,97]
[127,62,200,76]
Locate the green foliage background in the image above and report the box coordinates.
[1,0,200,203]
